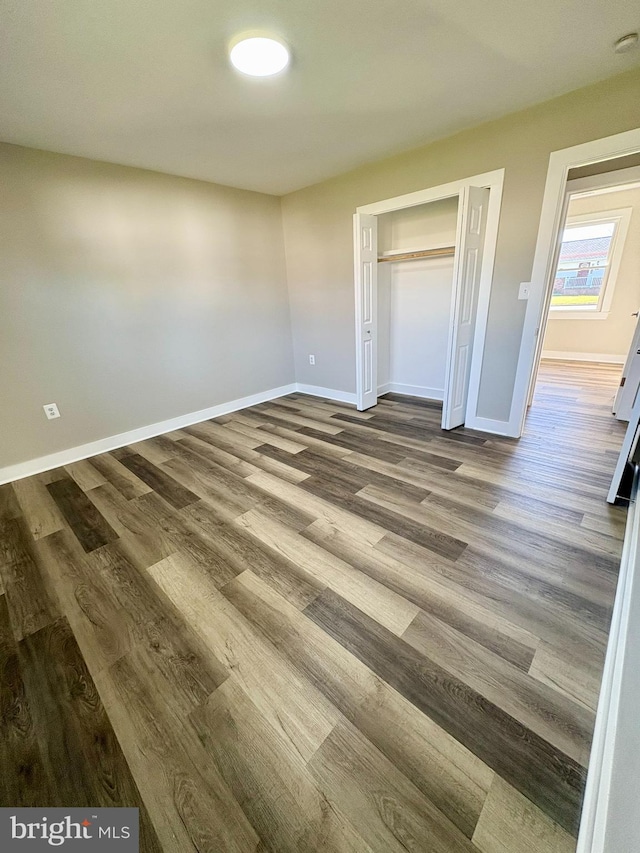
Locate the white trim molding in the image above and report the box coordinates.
[568,164,640,197]
[294,384,357,404]
[510,127,640,438]
[541,351,626,364]
[547,312,611,321]
[465,416,513,437]
[355,168,505,432]
[0,374,519,487]
[378,382,444,401]
[375,385,512,437]
[0,382,364,486]
[0,384,297,486]
[376,384,512,434]
[356,169,505,216]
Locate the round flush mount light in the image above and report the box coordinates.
[229,35,290,77]
[614,32,639,53]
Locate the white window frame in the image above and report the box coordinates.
[547,206,632,321]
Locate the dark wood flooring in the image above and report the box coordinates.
[0,361,627,852]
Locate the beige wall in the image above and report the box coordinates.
[0,143,294,468]
[3,68,640,470]
[281,67,640,422]
[543,186,640,359]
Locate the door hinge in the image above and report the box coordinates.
[620,377,626,387]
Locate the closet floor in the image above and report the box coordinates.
[0,360,627,852]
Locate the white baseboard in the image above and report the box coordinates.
[294,384,357,405]
[0,378,514,486]
[464,415,515,437]
[378,382,444,401]
[542,351,626,364]
[377,384,513,435]
[0,383,297,486]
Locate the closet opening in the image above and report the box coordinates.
[377,197,459,410]
[353,170,505,431]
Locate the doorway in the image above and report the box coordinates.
[525,160,640,425]
[353,170,504,430]
[510,127,640,437]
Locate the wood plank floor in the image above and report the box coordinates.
[0,360,627,852]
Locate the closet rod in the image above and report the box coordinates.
[378,246,455,263]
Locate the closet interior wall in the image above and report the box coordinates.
[377,197,459,400]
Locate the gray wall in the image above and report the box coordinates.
[3,68,640,471]
[281,67,640,422]
[0,143,294,468]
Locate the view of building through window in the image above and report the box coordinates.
[551,220,616,310]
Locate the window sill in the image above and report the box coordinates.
[548,310,610,321]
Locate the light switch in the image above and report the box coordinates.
[518,282,531,300]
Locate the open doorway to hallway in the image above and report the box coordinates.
[527,158,640,434]
[512,130,640,442]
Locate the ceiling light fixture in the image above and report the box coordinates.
[614,32,639,53]
[229,36,290,77]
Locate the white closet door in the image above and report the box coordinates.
[354,213,378,410]
[442,186,489,430]
[614,313,640,421]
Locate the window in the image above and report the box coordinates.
[549,207,631,319]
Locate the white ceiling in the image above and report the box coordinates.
[1,0,639,195]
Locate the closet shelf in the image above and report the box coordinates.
[378,246,455,263]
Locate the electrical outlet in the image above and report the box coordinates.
[43,403,60,420]
[309,354,316,365]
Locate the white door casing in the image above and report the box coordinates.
[442,186,490,430]
[526,190,571,407]
[354,213,378,410]
[511,128,640,438]
[353,169,504,429]
[614,313,640,422]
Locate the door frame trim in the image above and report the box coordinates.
[354,168,505,430]
[510,127,640,437]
